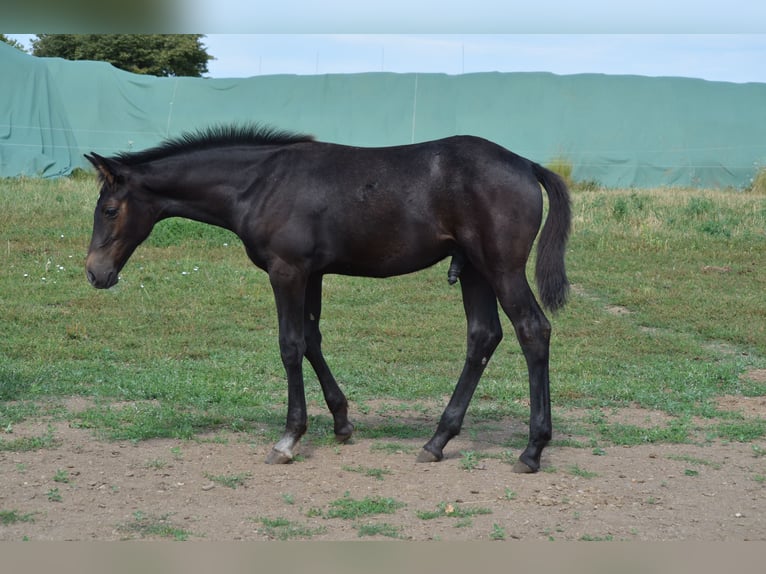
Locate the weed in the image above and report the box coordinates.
[0,426,59,452]
[203,472,251,489]
[342,464,392,481]
[46,488,62,502]
[324,493,405,519]
[716,420,766,442]
[748,167,766,194]
[569,464,598,478]
[281,493,295,505]
[0,510,36,525]
[145,458,168,470]
[667,454,721,469]
[53,469,70,483]
[257,517,326,540]
[686,196,715,217]
[460,450,481,470]
[699,219,731,238]
[580,534,614,541]
[503,488,517,500]
[684,469,700,477]
[573,179,601,192]
[595,419,691,446]
[416,502,492,520]
[612,197,629,221]
[356,523,404,539]
[545,156,574,187]
[119,511,192,541]
[370,442,417,454]
[490,523,507,540]
[0,401,40,425]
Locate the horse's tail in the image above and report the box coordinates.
[532,162,571,312]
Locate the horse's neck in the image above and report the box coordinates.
[144,151,272,233]
[149,172,240,232]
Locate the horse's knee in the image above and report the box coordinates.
[279,337,306,366]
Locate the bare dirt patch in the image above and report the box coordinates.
[716,394,766,419]
[743,369,766,384]
[2,403,766,542]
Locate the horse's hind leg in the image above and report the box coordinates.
[419,264,503,462]
[493,269,553,473]
[304,274,354,442]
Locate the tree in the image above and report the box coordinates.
[0,34,27,51]
[30,34,212,77]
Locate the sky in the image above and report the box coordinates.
[5,1,766,84]
[199,34,766,84]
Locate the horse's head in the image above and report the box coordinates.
[84,153,157,289]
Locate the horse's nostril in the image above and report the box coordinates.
[86,270,97,286]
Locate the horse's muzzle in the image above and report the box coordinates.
[86,267,119,289]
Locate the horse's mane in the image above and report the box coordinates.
[113,124,315,165]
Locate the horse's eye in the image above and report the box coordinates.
[103,206,119,219]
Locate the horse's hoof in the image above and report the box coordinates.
[334,423,354,443]
[512,459,538,474]
[335,434,353,444]
[416,449,442,463]
[265,448,293,464]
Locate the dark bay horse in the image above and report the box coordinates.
[85,125,571,473]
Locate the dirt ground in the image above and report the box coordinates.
[2,374,766,542]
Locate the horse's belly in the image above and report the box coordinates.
[324,235,452,278]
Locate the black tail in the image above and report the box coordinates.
[532,163,571,312]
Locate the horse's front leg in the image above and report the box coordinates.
[265,265,309,464]
[304,274,354,442]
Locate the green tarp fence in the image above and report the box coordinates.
[2,41,765,188]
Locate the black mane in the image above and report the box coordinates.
[114,124,314,165]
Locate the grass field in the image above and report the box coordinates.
[1,175,765,451]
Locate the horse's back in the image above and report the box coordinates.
[240,135,545,277]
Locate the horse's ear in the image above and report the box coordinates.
[85,153,123,185]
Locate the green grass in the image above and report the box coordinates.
[118,511,192,541]
[46,487,62,502]
[0,509,36,525]
[0,426,60,452]
[667,454,722,469]
[369,442,417,454]
[256,517,326,540]
[356,523,404,539]
[341,464,392,480]
[748,167,766,194]
[459,450,481,470]
[416,502,492,520]
[1,176,765,453]
[568,464,598,479]
[318,492,405,520]
[203,471,251,489]
[53,469,71,483]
